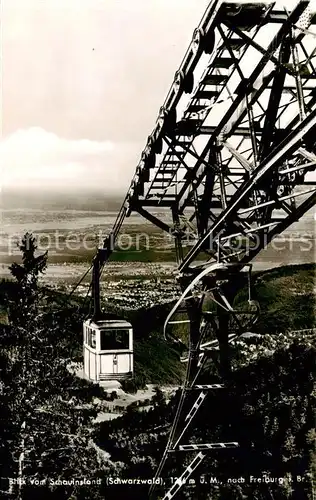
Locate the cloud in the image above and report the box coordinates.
[0,127,139,193]
[1,126,114,157]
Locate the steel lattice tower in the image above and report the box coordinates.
[91,1,316,497]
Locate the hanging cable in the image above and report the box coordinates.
[58,263,93,309]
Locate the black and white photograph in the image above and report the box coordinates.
[1,0,315,499]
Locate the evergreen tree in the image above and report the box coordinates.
[0,233,110,499]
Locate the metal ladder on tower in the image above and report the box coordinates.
[149,262,260,499]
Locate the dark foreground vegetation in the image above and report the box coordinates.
[0,233,315,499]
[95,340,315,500]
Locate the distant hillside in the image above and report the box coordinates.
[1,188,124,211]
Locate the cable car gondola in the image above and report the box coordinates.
[83,249,134,383]
[83,318,133,382]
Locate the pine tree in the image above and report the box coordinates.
[8,232,47,324]
[0,233,110,499]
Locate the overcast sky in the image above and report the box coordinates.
[1,0,211,193]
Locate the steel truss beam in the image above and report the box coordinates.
[179,105,316,272]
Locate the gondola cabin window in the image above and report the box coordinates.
[100,329,129,350]
[84,325,96,349]
[88,328,96,349]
